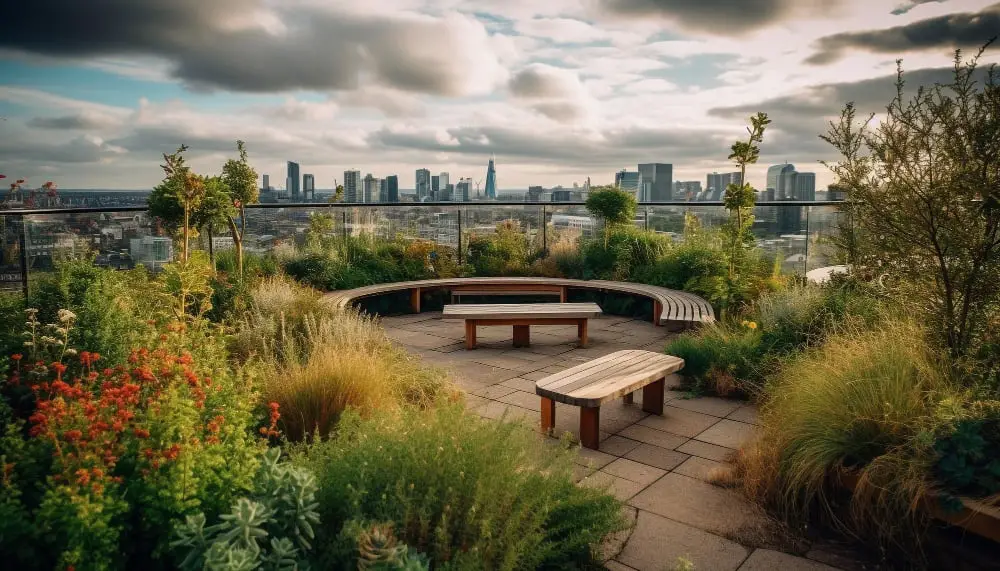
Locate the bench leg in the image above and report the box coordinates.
[513,325,530,347]
[410,287,421,313]
[577,319,588,347]
[623,392,634,405]
[465,320,477,350]
[580,406,600,450]
[653,300,663,326]
[642,378,664,415]
[560,286,567,303]
[540,397,555,433]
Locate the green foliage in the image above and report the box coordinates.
[722,112,770,280]
[580,225,670,281]
[354,523,429,570]
[585,186,636,228]
[822,49,1000,364]
[637,238,730,308]
[665,323,764,397]
[293,406,626,570]
[149,145,207,262]
[466,220,536,276]
[284,236,451,291]
[172,448,320,571]
[932,400,1000,500]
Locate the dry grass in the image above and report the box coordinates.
[733,318,959,560]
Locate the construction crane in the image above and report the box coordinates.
[474,178,483,199]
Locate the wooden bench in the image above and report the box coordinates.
[535,350,685,449]
[449,283,567,304]
[442,302,602,350]
[324,277,715,328]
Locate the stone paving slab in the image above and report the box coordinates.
[738,549,839,571]
[615,510,750,571]
[638,405,721,438]
[624,443,690,471]
[669,396,743,418]
[727,405,760,425]
[580,470,649,501]
[694,419,756,449]
[677,439,736,462]
[619,424,689,450]
[603,458,667,486]
[673,456,728,482]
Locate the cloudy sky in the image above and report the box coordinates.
[1,0,997,191]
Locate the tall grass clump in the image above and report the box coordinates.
[293,405,627,570]
[734,319,959,558]
[233,277,453,440]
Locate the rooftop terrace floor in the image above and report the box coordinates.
[382,312,865,571]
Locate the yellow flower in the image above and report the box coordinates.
[741,320,749,327]
[748,321,758,330]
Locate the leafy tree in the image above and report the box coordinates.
[220,141,260,277]
[585,185,637,247]
[192,176,235,269]
[822,47,1000,361]
[329,184,344,203]
[723,112,770,279]
[149,145,206,262]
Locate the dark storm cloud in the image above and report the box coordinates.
[891,0,947,16]
[807,3,1000,65]
[0,0,500,95]
[0,135,124,164]
[28,113,119,130]
[595,0,836,34]
[368,125,729,167]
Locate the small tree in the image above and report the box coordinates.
[149,145,205,262]
[220,141,259,277]
[329,184,344,203]
[586,185,637,247]
[822,46,1000,360]
[192,177,235,269]
[723,112,770,279]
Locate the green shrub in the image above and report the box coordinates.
[215,249,280,280]
[284,236,440,291]
[585,186,636,229]
[293,406,626,570]
[172,447,320,570]
[581,226,670,281]
[932,399,1000,501]
[666,322,765,396]
[637,239,729,307]
[466,220,536,276]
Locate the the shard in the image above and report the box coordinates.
[484,155,497,200]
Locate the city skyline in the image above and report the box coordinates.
[2,1,997,190]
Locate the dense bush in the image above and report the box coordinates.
[580,225,670,281]
[466,220,537,276]
[293,406,626,570]
[932,399,1000,502]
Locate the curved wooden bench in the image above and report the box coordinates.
[324,277,715,326]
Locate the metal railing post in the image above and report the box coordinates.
[18,215,29,299]
[542,204,547,256]
[457,207,463,265]
[341,209,347,238]
[804,206,811,276]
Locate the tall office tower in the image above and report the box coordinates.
[795,172,816,201]
[363,174,380,203]
[379,178,388,203]
[614,169,643,197]
[286,161,301,199]
[262,174,270,191]
[439,172,450,196]
[766,163,796,202]
[637,163,673,201]
[445,183,455,201]
[706,172,742,198]
[343,170,361,203]
[527,186,544,202]
[302,174,315,201]
[431,175,440,200]
[384,175,399,203]
[484,155,497,200]
[456,179,471,202]
[415,169,430,201]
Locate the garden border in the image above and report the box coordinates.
[324,277,715,327]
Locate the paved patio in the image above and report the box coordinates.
[382,311,863,571]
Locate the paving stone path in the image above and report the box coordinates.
[382,312,858,571]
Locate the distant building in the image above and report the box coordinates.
[615,169,643,197]
[344,170,361,203]
[484,155,497,200]
[765,164,796,202]
[439,172,450,197]
[551,190,573,202]
[445,183,455,201]
[527,186,544,202]
[129,236,173,271]
[706,172,742,198]
[827,184,848,201]
[302,174,315,201]
[673,180,702,200]
[431,175,440,200]
[363,174,380,203]
[795,172,816,201]
[262,174,270,191]
[415,169,431,201]
[456,179,471,202]
[637,163,672,201]
[287,161,301,199]
[384,175,399,203]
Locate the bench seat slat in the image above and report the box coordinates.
[442,303,602,321]
[536,350,684,408]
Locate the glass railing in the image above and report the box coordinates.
[0,202,848,295]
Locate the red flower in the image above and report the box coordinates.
[11,354,22,361]
[133,428,150,439]
[16,179,25,184]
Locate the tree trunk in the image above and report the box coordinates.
[227,216,243,279]
[182,206,190,262]
[207,224,216,270]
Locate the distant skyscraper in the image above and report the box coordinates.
[615,169,643,197]
[765,164,796,202]
[262,174,270,190]
[673,181,702,200]
[287,161,301,199]
[637,163,672,201]
[551,190,572,202]
[484,155,497,200]
[343,170,361,203]
[795,172,816,201]
[439,172,450,192]
[456,179,471,202]
[302,174,315,201]
[363,174,380,203]
[385,175,399,203]
[431,175,440,200]
[527,186,544,202]
[706,172,742,198]
[415,169,430,201]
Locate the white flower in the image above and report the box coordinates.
[57,309,77,323]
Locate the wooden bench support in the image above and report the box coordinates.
[653,300,663,326]
[540,396,556,433]
[623,392,634,405]
[642,378,664,415]
[464,320,477,350]
[512,325,530,347]
[410,287,421,313]
[580,406,601,449]
[577,319,588,347]
[560,286,567,303]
